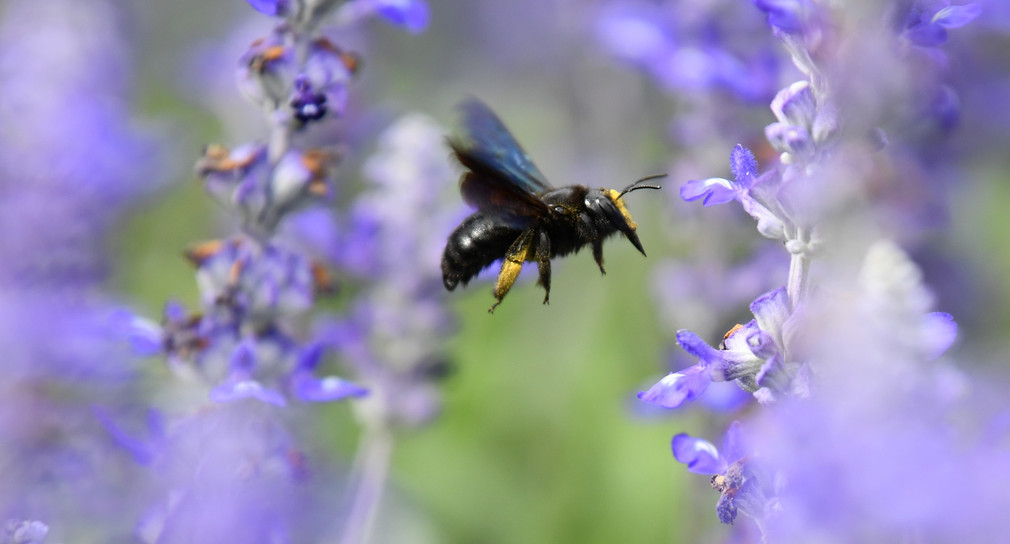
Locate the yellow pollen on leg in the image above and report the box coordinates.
[497,259,524,291]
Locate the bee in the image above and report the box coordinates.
[441,99,663,313]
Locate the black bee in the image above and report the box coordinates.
[441,99,663,313]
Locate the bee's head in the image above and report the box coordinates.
[590,174,664,256]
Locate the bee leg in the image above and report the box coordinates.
[535,231,551,305]
[490,228,535,313]
[593,240,606,275]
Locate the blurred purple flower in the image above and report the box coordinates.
[290,343,369,402]
[753,0,817,34]
[2,520,51,544]
[245,0,289,17]
[209,341,289,407]
[651,244,789,342]
[674,422,777,525]
[638,363,711,409]
[334,0,431,33]
[0,0,174,539]
[332,114,457,427]
[196,145,335,235]
[371,0,431,33]
[748,245,988,539]
[596,1,781,103]
[902,1,982,47]
[640,0,1008,538]
[101,402,330,543]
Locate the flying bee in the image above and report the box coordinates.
[441,99,663,313]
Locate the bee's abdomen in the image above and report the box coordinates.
[442,214,520,291]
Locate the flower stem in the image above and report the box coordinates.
[787,229,811,308]
[340,420,394,544]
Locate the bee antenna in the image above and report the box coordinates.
[619,173,666,197]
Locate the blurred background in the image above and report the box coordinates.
[5,0,1010,542]
[122,2,696,542]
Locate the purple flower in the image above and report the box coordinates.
[109,309,164,356]
[638,322,768,409]
[596,1,781,103]
[291,75,328,124]
[104,402,327,542]
[331,114,457,427]
[753,0,816,34]
[290,343,369,402]
[681,144,759,207]
[187,238,315,321]
[0,0,172,538]
[209,342,288,407]
[237,33,357,128]
[237,31,295,110]
[672,422,745,475]
[637,363,712,409]
[683,144,792,240]
[335,0,431,34]
[2,520,50,544]
[640,285,806,411]
[903,2,982,47]
[673,422,776,525]
[298,39,359,117]
[196,145,334,234]
[245,0,289,17]
[93,407,166,466]
[371,0,431,33]
[922,311,957,358]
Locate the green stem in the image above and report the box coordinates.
[339,421,394,544]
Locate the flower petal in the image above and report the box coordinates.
[922,312,957,359]
[374,0,430,33]
[740,195,787,240]
[765,122,813,157]
[676,329,725,365]
[680,177,740,206]
[108,309,162,356]
[750,287,790,338]
[296,342,326,371]
[720,421,747,464]
[245,0,287,16]
[672,433,726,474]
[932,3,981,28]
[637,366,711,408]
[753,0,809,34]
[210,379,287,407]
[770,81,816,128]
[292,374,369,402]
[906,22,948,47]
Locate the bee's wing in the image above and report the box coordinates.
[454,171,546,227]
[449,99,553,223]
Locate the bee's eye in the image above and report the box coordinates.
[552,205,564,214]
